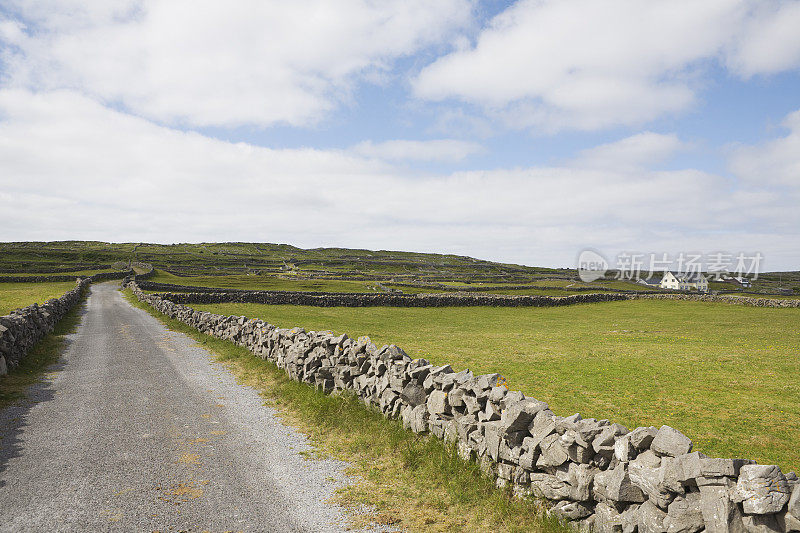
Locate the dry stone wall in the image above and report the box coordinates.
[143,288,631,308]
[635,293,800,308]
[0,278,90,375]
[0,269,134,375]
[0,269,133,284]
[128,281,800,533]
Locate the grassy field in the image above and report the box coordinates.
[123,289,567,533]
[148,269,383,292]
[190,299,800,473]
[0,281,78,315]
[0,268,123,278]
[149,270,623,297]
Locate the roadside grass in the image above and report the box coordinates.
[0,294,86,410]
[189,300,800,474]
[0,281,78,315]
[121,288,568,533]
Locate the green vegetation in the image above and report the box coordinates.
[147,269,382,293]
[191,299,800,473]
[0,281,78,315]
[123,289,567,533]
[0,296,85,410]
[0,268,123,278]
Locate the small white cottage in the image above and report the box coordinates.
[660,271,709,292]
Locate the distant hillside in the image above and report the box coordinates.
[0,241,566,283]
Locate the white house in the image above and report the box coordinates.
[660,271,709,292]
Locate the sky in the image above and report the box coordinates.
[1,0,799,271]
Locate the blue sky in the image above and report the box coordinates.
[1,0,799,270]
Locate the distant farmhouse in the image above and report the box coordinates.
[721,274,752,288]
[639,271,709,292]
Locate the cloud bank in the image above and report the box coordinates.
[1,89,797,269]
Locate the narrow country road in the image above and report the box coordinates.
[0,283,353,532]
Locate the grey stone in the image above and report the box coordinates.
[629,456,675,509]
[616,434,637,462]
[569,462,598,502]
[734,465,791,515]
[742,514,782,533]
[639,500,668,533]
[537,433,569,467]
[409,404,428,434]
[551,500,594,521]
[700,481,746,533]
[480,400,501,422]
[651,426,693,458]
[488,385,507,404]
[595,423,629,453]
[529,410,557,448]
[630,426,659,450]
[500,398,548,435]
[529,473,571,500]
[594,464,647,504]
[448,387,466,408]
[484,421,503,461]
[788,484,800,520]
[595,502,624,533]
[781,509,800,532]
[400,383,426,407]
[426,390,450,415]
[621,504,642,533]
[665,492,704,533]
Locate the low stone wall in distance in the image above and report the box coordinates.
[0,269,133,283]
[142,288,631,308]
[636,293,800,308]
[127,281,800,533]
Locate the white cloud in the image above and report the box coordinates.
[1,90,797,269]
[726,2,800,77]
[414,0,800,132]
[351,139,484,162]
[1,0,473,128]
[729,109,800,186]
[573,132,686,170]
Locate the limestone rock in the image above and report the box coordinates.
[426,390,450,416]
[551,500,594,521]
[651,426,693,458]
[595,502,624,533]
[400,383,426,407]
[500,398,548,435]
[700,481,747,533]
[594,464,647,504]
[639,499,668,533]
[734,465,791,515]
[665,492,704,533]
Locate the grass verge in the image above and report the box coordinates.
[0,291,86,410]
[122,288,568,533]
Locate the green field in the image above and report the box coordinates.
[0,281,77,315]
[147,269,384,292]
[0,268,123,278]
[190,299,800,473]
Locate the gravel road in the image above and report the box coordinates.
[0,282,355,532]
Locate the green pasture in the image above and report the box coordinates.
[0,281,78,315]
[190,299,800,473]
